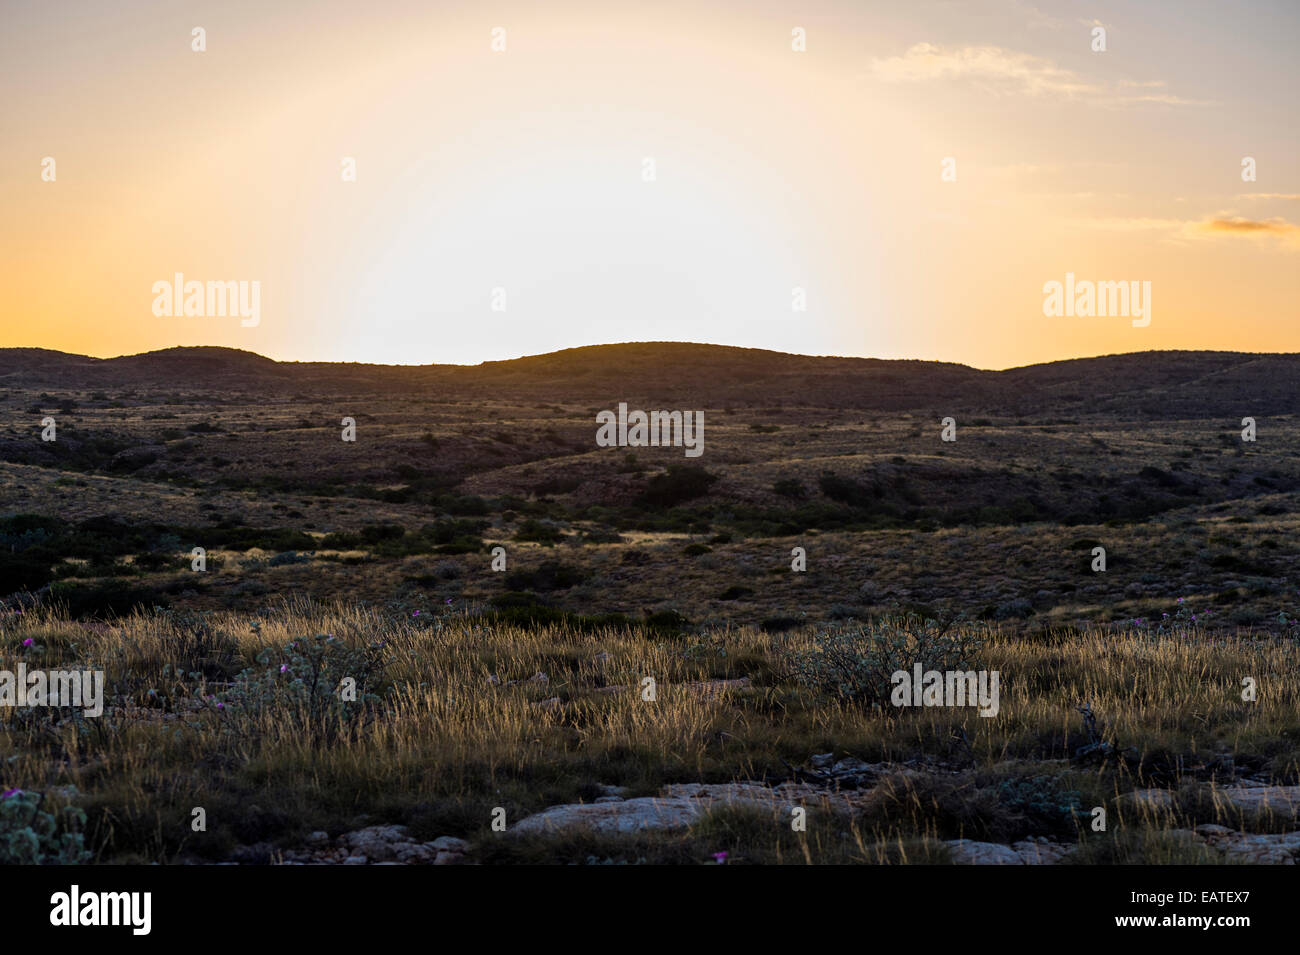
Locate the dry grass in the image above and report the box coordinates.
[2,600,1296,863]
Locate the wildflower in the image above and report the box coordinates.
[216,702,225,711]
[21,638,33,647]
[2,789,22,799]
[280,664,289,673]
[712,851,728,864]
[412,611,420,618]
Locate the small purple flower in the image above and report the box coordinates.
[280,664,289,673]
[712,851,728,864]
[21,638,33,647]
[445,598,453,605]
[216,702,225,711]
[412,610,420,618]
[1177,597,1184,603]
[2,788,23,799]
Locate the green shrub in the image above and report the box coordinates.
[781,615,984,708]
[504,561,588,591]
[0,788,92,864]
[514,520,564,545]
[210,633,385,747]
[772,478,807,500]
[994,775,1085,837]
[640,466,718,508]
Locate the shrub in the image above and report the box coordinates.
[640,466,718,508]
[210,634,385,747]
[817,472,878,508]
[504,561,587,591]
[0,788,92,864]
[772,478,808,500]
[780,615,983,708]
[514,520,564,545]
[152,609,243,682]
[994,775,1085,838]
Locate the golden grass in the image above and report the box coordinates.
[2,600,1297,863]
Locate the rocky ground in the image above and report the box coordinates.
[214,765,1300,865]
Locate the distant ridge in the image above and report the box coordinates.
[1,343,1298,417]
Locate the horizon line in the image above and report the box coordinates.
[4,340,1299,375]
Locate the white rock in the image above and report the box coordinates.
[945,840,1025,865]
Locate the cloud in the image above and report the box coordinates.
[1069,214,1300,249]
[870,43,1209,106]
[1237,193,1300,201]
[1193,216,1300,240]
[871,43,1099,97]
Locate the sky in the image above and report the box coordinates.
[2,0,1297,369]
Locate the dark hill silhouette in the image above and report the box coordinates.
[1,343,1297,417]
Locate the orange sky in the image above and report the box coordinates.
[2,0,1297,369]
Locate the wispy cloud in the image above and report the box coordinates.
[871,43,1098,96]
[1068,213,1300,249]
[870,43,1209,106]
[1194,216,1300,241]
[1237,193,1300,201]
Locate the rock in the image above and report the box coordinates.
[1117,788,1176,811]
[428,836,471,853]
[945,840,1024,865]
[511,781,869,835]
[1010,839,1074,864]
[1197,828,1300,865]
[512,796,701,835]
[306,831,330,846]
[342,855,368,865]
[810,753,835,770]
[228,842,275,865]
[1194,824,1234,837]
[831,757,877,776]
[1219,785,1300,820]
[393,843,437,864]
[343,824,414,862]
[434,851,466,865]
